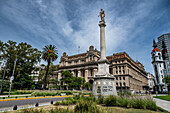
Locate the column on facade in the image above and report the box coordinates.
[58,72,61,81]
[94,69,98,76]
[71,70,75,77]
[85,69,89,82]
[78,70,81,77]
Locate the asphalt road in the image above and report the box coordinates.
[0,97,65,108]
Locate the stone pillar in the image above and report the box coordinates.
[85,69,89,82]
[72,70,75,77]
[58,72,61,81]
[99,21,106,60]
[78,70,81,77]
[94,69,98,76]
[92,9,117,97]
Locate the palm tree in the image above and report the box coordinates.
[42,45,58,89]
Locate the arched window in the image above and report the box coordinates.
[123,82,126,86]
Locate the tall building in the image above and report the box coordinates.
[147,72,155,92]
[157,33,170,59]
[57,46,148,92]
[151,33,170,93]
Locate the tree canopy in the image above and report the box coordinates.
[0,40,41,90]
[42,45,58,89]
[60,70,85,89]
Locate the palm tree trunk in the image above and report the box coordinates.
[43,58,51,90]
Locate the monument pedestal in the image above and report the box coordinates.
[92,76,117,97]
[92,59,117,97]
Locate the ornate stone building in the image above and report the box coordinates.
[57,46,148,92]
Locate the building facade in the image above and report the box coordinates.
[57,46,148,92]
[151,34,170,92]
[147,72,155,92]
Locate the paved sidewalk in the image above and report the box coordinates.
[153,98,170,112]
[0,94,31,97]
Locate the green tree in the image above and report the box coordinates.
[0,40,41,89]
[0,80,10,93]
[163,76,170,94]
[42,45,58,89]
[61,70,85,90]
[13,73,34,90]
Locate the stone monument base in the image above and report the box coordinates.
[92,76,117,97]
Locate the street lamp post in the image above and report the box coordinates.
[0,60,7,94]
[8,59,17,97]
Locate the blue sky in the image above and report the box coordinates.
[0,0,170,74]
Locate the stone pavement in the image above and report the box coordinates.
[153,98,170,112]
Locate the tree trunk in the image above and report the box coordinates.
[43,58,51,90]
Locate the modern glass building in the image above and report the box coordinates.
[157,33,170,59]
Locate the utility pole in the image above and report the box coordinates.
[8,58,17,97]
[0,60,7,94]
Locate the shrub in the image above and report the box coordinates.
[145,98,157,111]
[117,97,130,108]
[75,99,100,113]
[104,95,117,106]
[133,98,146,109]
[118,91,132,97]
[97,95,104,104]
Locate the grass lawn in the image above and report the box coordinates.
[154,95,170,101]
[6,105,166,113]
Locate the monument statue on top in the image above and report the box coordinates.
[92,9,117,97]
[98,9,105,22]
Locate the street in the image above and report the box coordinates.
[0,97,65,108]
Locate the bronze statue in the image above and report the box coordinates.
[98,9,105,22]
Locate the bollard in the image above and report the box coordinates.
[44,95,45,97]
[8,96,10,98]
[35,96,36,97]
[35,102,39,107]
[16,96,18,99]
[51,101,53,104]
[13,105,17,110]
[26,96,28,98]
[3,97,5,99]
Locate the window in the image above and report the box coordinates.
[164,70,167,73]
[123,77,125,80]
[119,77,121,80]
[90,56,92,61]
[167,61,170,64]
[116,77,118,80]
[123,82,126,86]
[120,82,122,86]
[168,70,170,73]
[109,68,113,74]
[160,65,161,67]
[168,66,170,68]
[123,70,125,74]
[116,83,118,86]
[115,61,117,64]
[116,71,118,74]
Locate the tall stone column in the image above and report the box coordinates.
[92,9,117,97]
[99,21,106,60]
